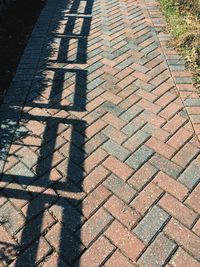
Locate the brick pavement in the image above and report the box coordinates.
[0,0,200,266]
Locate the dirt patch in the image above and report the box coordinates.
[0,0,45,102]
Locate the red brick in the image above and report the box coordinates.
[80,208,113,247]
[105,250,135,267]
[103,125,128,144]
[167,128,193,150]
[132,71,151,82]
[153,172,188,200]
[162,114,187,134]
[140,111,166,127]
[138,99,161,114]
[87,96,105,112]
[156,91,177,107]
[146,137,176,158]
[83,165,109,193]
[164,218,200,259]
[131,183,163,215]
[104,195,140,229]
[86,119,107,138]
[117,76,136,89]
[81,185,111,218]
[78,236,115,267]
[101,58,116,68]
[115,67,134,80]
[84,148,108,173]
[101,65,118,76]
[159,102,182,119]
[103,156,134,181]
[128,162,158,190]
[135,89,158,102]
[101,91,122,105]
[185,184,200,214]
[159,193,197,227]
[172,142,199,167]
[170,248,200,267]
[102,113,126,129]
[105,221,145,261]
[193,219,200,237]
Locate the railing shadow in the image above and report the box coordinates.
[0,0,94,265]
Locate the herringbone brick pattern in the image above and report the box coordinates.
[0,0,200,266]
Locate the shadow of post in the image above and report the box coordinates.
[0,0,95,265]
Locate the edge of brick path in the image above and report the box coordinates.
[144,0,200,140]
[0,0,57,172]
[0,0,200,173]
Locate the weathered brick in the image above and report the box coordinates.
[185,184,200,214]
[146,137,176,158]
[103,174,137,203]
[123,130,150,152]
[105,250,135,267]
[164,218,200,260]
[162,114,187,134]
[178,158,200,189]
[133,206,169,244]
[84,148,108,173]
[153,172,188,200]
[104,195,140,229]
[122,117,146,136]
[106,221,145,261]
[78,236,115,267]
[150,154,182,179]
[159,193,197,228]
[103,140,131,162]
[102,113,125,129]
[81,185,111,218]
[102,125,127,144]
[170,248,200,267]
[167,128,193,150]
[128,162,158,190]
[172,142,200,167]
[193,219,200,237]
[126,146,154,170]
[78,208,113,247]
[83,165,109,193]
[103,156,134,181]
[138,233,177,266]
[131,183,163,215]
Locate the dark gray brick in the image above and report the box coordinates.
[133,206,170,244]
[122,118,146,136]
[103,140,131,161]
[103,174,136,203]
[138,233,177,267]
[120,106,143,122]
[126,146,154,170]
[184,98,200,107]
[150,154,182,179]
[178,159,200,189]
[101,102,124,116]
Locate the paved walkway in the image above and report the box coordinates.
[0,0,200,266]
